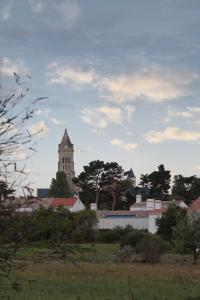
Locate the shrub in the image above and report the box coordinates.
[136,234,166,264]
[120,229,148,248]
[118,245,134,263]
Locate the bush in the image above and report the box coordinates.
[118,245,134,263]
[137,235,166,264]
[120,229,148,248]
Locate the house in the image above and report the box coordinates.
[130,195,188,212]
[95,196,188,234]
[15,196,85,213]
[189,196,200,212]
[49,197,85,212]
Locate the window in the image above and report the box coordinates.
[68,157,70,163]
[62,157,64,163]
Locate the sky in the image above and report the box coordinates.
[1,0,200,192]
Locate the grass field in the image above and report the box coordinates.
[3,244,200,300]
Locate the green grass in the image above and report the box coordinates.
[3,244,200,299]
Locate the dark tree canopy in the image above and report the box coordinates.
[74,160,134,210]
[140,164,171,200]
[172,175,200,205]
[49,171,71,198]
[73,160,105,207]
[157,205,186,242]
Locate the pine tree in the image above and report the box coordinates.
[49,171,71,197]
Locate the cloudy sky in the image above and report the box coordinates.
[1,0,200,191]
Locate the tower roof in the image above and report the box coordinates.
[127,168,135,179]
[60,129,73,148]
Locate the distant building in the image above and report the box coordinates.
[37,188,49,198]
[49,197,85,212]
[95,197,188,234]
[58,129,76,193]
[125,168,136,187]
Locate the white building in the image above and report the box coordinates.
[95,197,188,234]
[49,197,85,212]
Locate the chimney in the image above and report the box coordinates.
[146,199,155,210]
[155,200,161,210]
[90,203,97,211]
[136,194,142,204]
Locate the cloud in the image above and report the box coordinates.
[99,70,198,103]
[51,117,66,126]
[1,0,13,20]
[81,105,123,128]
[47,63,198,103]
[28,121,49,137]
[35,109,51,117]
[28,0,45,13]
[47,62,95,86]
[144,127,200,143]
[110,139,138,151]
[1,57,29,77]
[55,0,81,30]
[125,105,135,121]
[194,164,200,171]
[168,106,200,119]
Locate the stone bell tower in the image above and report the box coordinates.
[58,129,75,193]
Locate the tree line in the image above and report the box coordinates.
[48,161,200,209]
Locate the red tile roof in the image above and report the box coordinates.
[149,208,167,215]
[51,198,76,207]
[190,197,200,211]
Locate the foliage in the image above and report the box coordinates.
[100,162,128,210]
[73,160,105,208]
[49,171,71,197]
[118,245,134,263]
[172,175,200,205]
[136,234,166,263]
[173,213,200,263]
[120,229,148,248]
[157,205,187,242]
[0,71,46,293]
[74,160,133,210]
[140,164,171,200]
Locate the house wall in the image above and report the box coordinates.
[148,214,162,234]
[71,199,85,212]
[97,216,148,230]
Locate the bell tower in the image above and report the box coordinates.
[58,129,75,192]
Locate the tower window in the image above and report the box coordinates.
[65,157,67,163]
[62,158,64,163]
[68,157,70,162]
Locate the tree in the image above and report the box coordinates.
[172,175,200,205]
[140,164,171,200]
[100,162,125,210]
[73,160,105,208]
[173,213,200,264]
[49,171,71,197]
[157,205,187,242]
[0,70,46,293]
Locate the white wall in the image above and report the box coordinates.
[98,216,148,230]
[71,199,85,212]
[148,214,161,234]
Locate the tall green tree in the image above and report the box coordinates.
[100,162,126,210]
[49,171,71,197]
[157,205,186,242]
[173,213,200,264]
[172,175,200,205]
[73,160,105,208]
[140,164,171,200]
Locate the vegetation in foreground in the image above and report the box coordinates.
[3,244,200,300]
